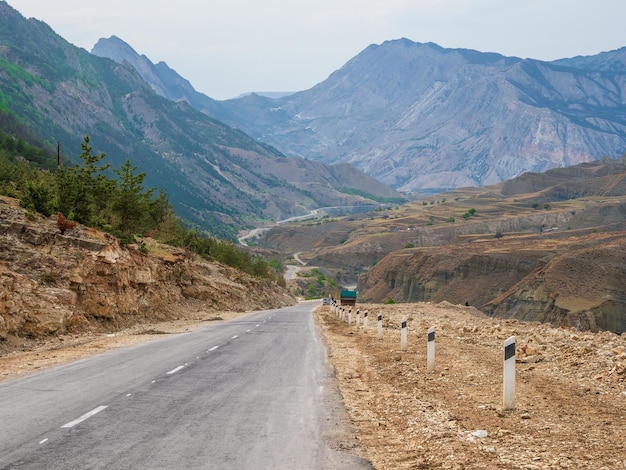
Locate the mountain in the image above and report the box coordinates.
[0,4,402,239]
[212,38,626,195]
[91,35,227,118]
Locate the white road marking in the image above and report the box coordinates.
[166,365,185,375]
[39,438,48,444]
[208,346,219,352]
[231,335,238,339]
[61,406,108,428]
[126,393,132,397]
[246,329,251,333]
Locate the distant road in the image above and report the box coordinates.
[285,264,298,280]
[0,304,371,469]
[238,204,381,246]
[238,227,269,246]
[293,251,306,266]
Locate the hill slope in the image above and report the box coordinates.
[0,3,401,238]
[216,38,626,195]
[259,157,626,333]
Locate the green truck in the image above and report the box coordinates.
[340,289,357,306]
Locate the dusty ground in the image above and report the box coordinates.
[2,303,625,469]
[316,302,626,470]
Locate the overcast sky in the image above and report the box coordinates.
[7,0,626,100]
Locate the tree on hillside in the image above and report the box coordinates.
[111,158,154,240]
[56,136,112,225]
[20,169,55,216]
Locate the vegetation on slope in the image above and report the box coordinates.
[0,130,285,285]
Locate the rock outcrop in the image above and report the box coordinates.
[0,196,294,342]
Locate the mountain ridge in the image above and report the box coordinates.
[92,34,626,200]
[0,3,402,239]
[212,38,626,195]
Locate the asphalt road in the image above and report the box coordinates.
[0,303,372,469]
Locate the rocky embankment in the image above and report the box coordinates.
[316,302,626,469]
[0,196,294,348]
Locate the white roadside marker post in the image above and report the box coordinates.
[363,310,369,330]
[427,327,435,372]
[401,317,407,351]
[377,312,383,339]
[503,336,516,410]
[355,308,360,327]
[348,307,352,325]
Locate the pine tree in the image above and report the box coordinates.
[56,136,111,224]
[111,158,154,240]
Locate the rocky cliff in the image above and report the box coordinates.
[358,230,626,334]
[0,196,294,343]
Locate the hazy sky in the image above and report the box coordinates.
[7,0,626,100]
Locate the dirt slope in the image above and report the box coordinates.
[315,302,626,469]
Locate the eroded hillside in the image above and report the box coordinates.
[259,157,626,333]
[0,196,295,351]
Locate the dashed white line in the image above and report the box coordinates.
[208,346,219,352]
[231,335,238,339]
[39,438,48,445]
[166,365,185,375]
[61,406,108,428]
[126,393,132,397]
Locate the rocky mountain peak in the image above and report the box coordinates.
[92,35,174,98]
[92,35,136,59]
